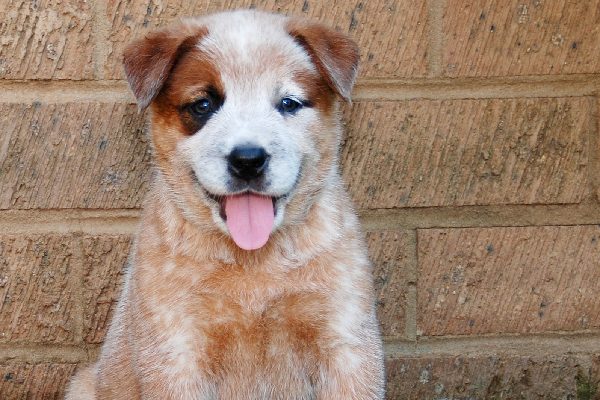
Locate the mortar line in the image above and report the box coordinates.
[0,343,101,363]
[382,331,600,358]
[91,0,110,80]
[353,76,600,100]
[1,204,600,234]
[590,96,600,203]
[0,209,140,235]
[426,0,445,77]
[71,233,86,345]
[359,203,600,231]
[1,75,600,103]
[403,230,418,341]
[0,81,132,103]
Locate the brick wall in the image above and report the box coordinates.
[1,0,599,398]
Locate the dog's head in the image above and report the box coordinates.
[123,10,359,251]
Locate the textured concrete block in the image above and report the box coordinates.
[82,235,131,344]
[342,97,593,209]
[442,0,600,77]
[385,354,600,399]
[0,363,76,400]
[0,235,76,343]
[0,0,94,79]
[366,231,412,338]
[417,225,600,336]
[0,102,150,209]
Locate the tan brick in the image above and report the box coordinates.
[82,235,131,344]
[385,354,600,399]
[0,235,76,343]
[366,231,412,338]
[0,0,94,80]
[417,226,600,336]
[0,103,150,210]
[104,0,428,79]
[341,97,593,209]
[442,0,600,77]
[0,363,76,400]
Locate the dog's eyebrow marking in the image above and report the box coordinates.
[181,85,225,106]
[273,82,309,103]
[173,77,222,99]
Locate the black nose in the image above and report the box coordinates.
[227,145,269,180]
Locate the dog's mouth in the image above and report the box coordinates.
[191,171,284,251]
[204,191,280,220]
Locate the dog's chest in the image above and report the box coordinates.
[199,288,327,363]
[146,271,330,397]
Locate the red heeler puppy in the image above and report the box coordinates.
[66,9,385,400]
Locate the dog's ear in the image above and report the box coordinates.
[123,25,208,110]
[287,20,359,102]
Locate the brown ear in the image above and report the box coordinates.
[122,25,208,110]
[287,20,359,101]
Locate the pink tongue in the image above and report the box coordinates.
[224,193,274,250]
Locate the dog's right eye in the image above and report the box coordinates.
[189,98,213,116]
[278,97,304,115]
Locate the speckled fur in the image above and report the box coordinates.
[66,10,384,400]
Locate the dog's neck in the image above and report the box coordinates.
[135,171,360,270]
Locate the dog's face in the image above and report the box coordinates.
[123,11,358,250]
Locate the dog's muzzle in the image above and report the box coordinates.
[205,144,274,251]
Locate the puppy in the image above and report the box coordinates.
[66,9,384,399]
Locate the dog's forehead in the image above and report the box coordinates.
[189,11,315,77]
[161,11,335,111]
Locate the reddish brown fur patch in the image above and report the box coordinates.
[155,52,224,132]
[287,20,360,101]
[123,26,208,110]
[293,70,336,115]
[149,49,224,181]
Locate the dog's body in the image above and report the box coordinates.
[67,10,384,399]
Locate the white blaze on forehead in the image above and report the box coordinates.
[192,10,317,82]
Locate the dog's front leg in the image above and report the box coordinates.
[315,342,385,399]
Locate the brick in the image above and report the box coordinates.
[385,354,600,399]
[0,0,94,79]
[417,226,600,336]
[0,235,76,343]
[366,231,412,338]
[0,103,150,210]
[104,0,428,79]
[341,97,593,209]
[442,0,600,77]
[0,363,76,400]
[82,235,131,344]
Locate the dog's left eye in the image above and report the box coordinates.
[278,97,303,114]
